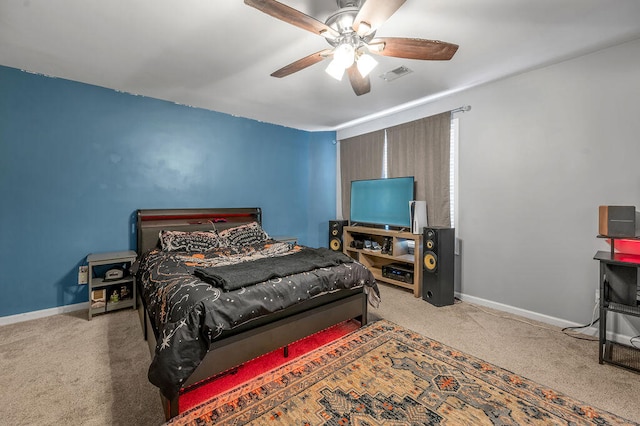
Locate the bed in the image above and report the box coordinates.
[134,208,379,419]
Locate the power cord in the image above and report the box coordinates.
[467,298,640,345]
[467,300,599,342]
[561,302,599,341]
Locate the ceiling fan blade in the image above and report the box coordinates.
[346,64,371,96]
[353,0,406,37]
[244,0,339,38]
[369,37,459,60]
[271,49,333,78]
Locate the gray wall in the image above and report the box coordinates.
[338,38,640,338]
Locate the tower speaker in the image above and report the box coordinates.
[422,227,455,307]
[329,220,348,252]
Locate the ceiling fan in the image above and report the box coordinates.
[244,0,459,96]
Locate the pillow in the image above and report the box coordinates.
[218,222,270,247]
[159,230,226,252]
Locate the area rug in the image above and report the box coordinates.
[168,320,637,425]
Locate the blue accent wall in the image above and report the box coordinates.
[0,65,336,317]
[307,132,337,247]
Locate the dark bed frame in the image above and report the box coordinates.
[135,208,368,420]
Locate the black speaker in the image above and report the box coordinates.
[329,220,349,252]
[422,227,455,307]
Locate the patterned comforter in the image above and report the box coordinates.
[136,241,379,400]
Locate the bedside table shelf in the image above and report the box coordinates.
[91,276,136,288]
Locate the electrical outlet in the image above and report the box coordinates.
[78,266,88,285]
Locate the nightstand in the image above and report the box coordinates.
[87,250,137,320]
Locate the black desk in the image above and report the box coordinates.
[593,250,640,372]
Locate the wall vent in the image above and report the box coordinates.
[379,66,412,82]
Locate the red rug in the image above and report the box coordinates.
[179,319,361,412]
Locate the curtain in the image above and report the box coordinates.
[386,112,451,227]
[339,130,385,220]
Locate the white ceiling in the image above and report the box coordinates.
[2,0,640,131]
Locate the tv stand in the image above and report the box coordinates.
[343,226,423,297]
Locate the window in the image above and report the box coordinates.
[450,118,458,228]
[339,112,455,227]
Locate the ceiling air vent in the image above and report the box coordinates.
[379,66,413,82]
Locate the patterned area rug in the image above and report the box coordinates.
[168,320,637,425]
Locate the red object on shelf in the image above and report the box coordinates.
[606,238,640,256]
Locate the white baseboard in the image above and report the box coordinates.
[2,293,636,347]
[0,302,89,326]
[456,292,635,346]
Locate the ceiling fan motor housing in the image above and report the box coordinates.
[337,0,362,8]
[325,7,375,47]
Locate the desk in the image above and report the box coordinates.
[593,250,640,372]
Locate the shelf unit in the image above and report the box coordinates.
[594,238,640,372]
[343,226,423,297]
[87,250,137,320]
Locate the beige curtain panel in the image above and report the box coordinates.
[386,112,451,227]
[339,130,385,220]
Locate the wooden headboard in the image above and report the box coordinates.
[136,208,262,254]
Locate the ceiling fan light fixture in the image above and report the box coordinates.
[325,58,346,81]
[356,53,378,78]
[339,14,355,30]
[333,42,356,68]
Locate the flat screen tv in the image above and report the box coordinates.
[350,177,415,229]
